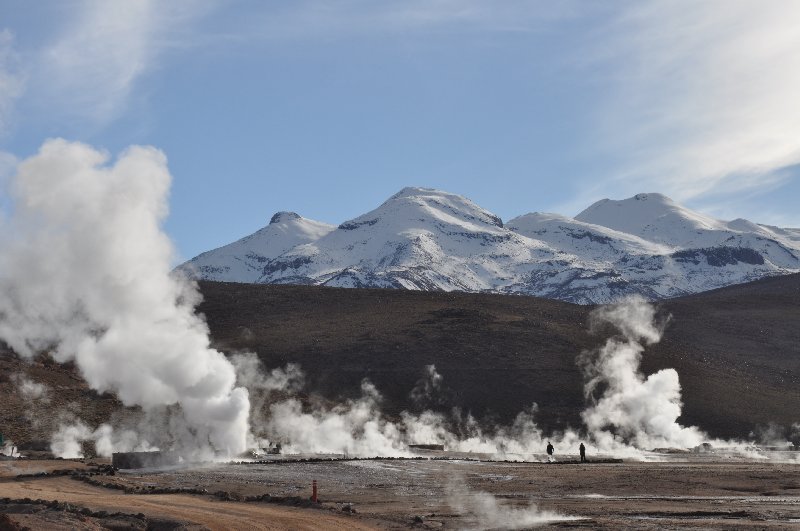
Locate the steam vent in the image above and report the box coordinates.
[112,451,181,470]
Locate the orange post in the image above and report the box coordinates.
[311,480,318,502]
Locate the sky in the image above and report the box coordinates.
[1,0,799,262]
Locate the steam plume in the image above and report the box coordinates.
[579,296,706,449]
[50,420,158,459]
[266,380,410,456]
[410,364,444,407]
[0,149,755,463]
[242,298,715,459]
[446,481,583,529]
[0,139,250,456]
[11,373,49,403]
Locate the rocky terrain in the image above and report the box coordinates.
[180,188,800,303]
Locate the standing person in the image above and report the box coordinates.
[579,442,586,463]
[546,441,554,462]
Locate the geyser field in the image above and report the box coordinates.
[1,142,799,529]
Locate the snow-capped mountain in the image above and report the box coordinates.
[184,211,334,283]
[178,188,800,303]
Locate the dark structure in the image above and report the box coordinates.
[408,444,445,451]
[112,451,181,470]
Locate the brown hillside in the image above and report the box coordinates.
[197,273,800,440]
[651,273,800,437]
[1,274,797,448]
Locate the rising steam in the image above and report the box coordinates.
[579,296,707,450]
[446,482,583,530]
[0,139,249,456]
[0,145,760,462]
[239,298,720,459]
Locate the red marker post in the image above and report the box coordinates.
[311,480,318,502]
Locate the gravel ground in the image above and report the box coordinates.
[2,454,799,529]
[110,452,800,529]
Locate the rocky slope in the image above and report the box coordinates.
[180,188,800,303]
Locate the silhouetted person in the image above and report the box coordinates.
[579,442,586,463]
[546,441,554,462]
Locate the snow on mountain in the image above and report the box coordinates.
[257,187,559,291]
[507,211,672,258]
[575,192,800,269]
[178,212,335,283]
[575,193,726,246]
[179,188,800,303]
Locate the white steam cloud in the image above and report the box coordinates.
[244,365,576,459]
[266,380,410,456]
[410,363,444,407]
[0,169,762,465]
[239,297,754,460]
[50,420,158,459]
[11,373,50,403]
[0,139,249,456]
[579,296,707,450]
[447,482,584,530]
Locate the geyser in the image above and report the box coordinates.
[0,139,250,456]
[0,148,729,461]
[239,298,714,459]
[579,296,707,449]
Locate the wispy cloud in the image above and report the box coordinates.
[38,1,158,124]
[19,0,216,130]
[585,0,800,204]
[5,1,798,228]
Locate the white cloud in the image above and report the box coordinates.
[5,1,569,133]
[29,0,216,128]
[40,1,156,123]
[587,0,800,203]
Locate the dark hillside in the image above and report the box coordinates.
[197,283,595,431]
[0,350,126,451]
[198,274,800,440]
[651,273,800,437]
[1,274,797,448]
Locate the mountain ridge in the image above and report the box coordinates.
[179,187,800,303]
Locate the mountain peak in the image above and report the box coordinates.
[379,186,503,229]
[179,187,800,303]
[387,186,441,200]
[575,192,725,243]
[270,211,302,224]
[582,192,677,213]
[632,192,674,203]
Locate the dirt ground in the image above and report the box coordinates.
[2,454,799,530]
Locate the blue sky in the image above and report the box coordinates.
[1,1,799,261]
